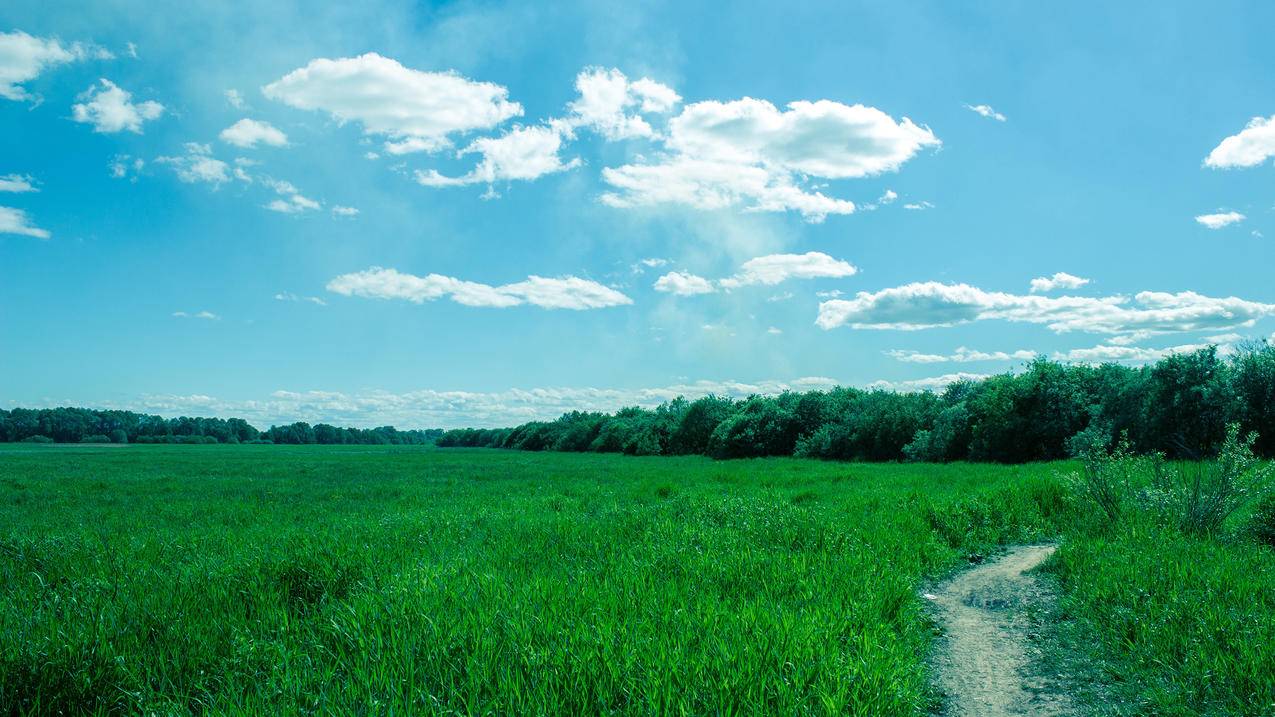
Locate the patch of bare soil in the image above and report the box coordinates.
[925,544,1073,717]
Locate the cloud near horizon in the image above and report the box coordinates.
[327,266,633,310]
[816,281,1275,336]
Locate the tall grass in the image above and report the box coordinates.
[0,445,1066,715]
[3,445,1271,715]
[1050,428,1275,715]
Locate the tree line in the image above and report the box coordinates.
[438,343,1275,462]
[0,408,442,445]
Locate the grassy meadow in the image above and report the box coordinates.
[1,445,1272,715]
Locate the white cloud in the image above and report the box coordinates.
[108,155,145,180]
[327,266,632,310]
[817,281,1275,336]
[262,53,522,154]
[964,103,1006,122]
[601,157,859,221]
[1204,116,1275,169]
[0,206,50,238]
[903,200,934,210]
[275,292,326,306]
[868,372,990,393]
[720,252,857,288]
[565,67,680,140]
[219,118,288,148]
[1195,211,1245,229]
[157,143,231,186]
[416,123,579,186]
[655,252,857,295]
[601,98,939,221]
[817,289,844,299]
[0,174,36,193]
[0,30,106,102]
[71,79,164,133]
[1030,272,1090,293]
[224,89,245,109]
[172,310,219,320]
[886,346,1036,363]
[125,42,138,59]
[1054,342,1214,364]
[767,327,783,335]
[653,271,715,296]
[331,205,359,217]
[266,197,319,214]
[1104,331,1154,346]
[263,177,320,213]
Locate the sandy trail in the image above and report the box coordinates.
[926,544,1073,717]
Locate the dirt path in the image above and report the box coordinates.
[925,544,1073,717]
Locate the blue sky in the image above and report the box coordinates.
[2,1,1274,428]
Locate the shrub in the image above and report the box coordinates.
[1074,424,1271,535]
[1072,434,1153,528]
[80,435,111,444]
[108,429,128,444]
[1250,492,1275,547]
[1174,425,1271,535]
[20,435,52,444]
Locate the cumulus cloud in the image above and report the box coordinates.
[886,346,1036,363]
[816,281,1275,337]
[654,252,857,295]
[0,206,50,238]
[219,118,288,148]
[1030,272,1090,293]
[0,30,109,102]
[1204,116,1275,169]
[1052,341,1222,364]
[0,174,36,193]
[331,205,359,217]
[964,103,1006,121]
[1195,211,1245,229]
[71,79,163,133]
[224,89,245,108]
[720,252,857,288]
[653,271,715,296]
[262,53,522,154]
[601,157,858,221]
[327,266,632,311]
[415,123,579,186]
[565,67,680,140]
[601,98,939,221]
[156,143,232,186]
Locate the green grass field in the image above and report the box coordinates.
[1,445,1272,715]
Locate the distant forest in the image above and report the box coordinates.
[439,343,1275,462]
[0,409,442,446]
[9,343,1275,461]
